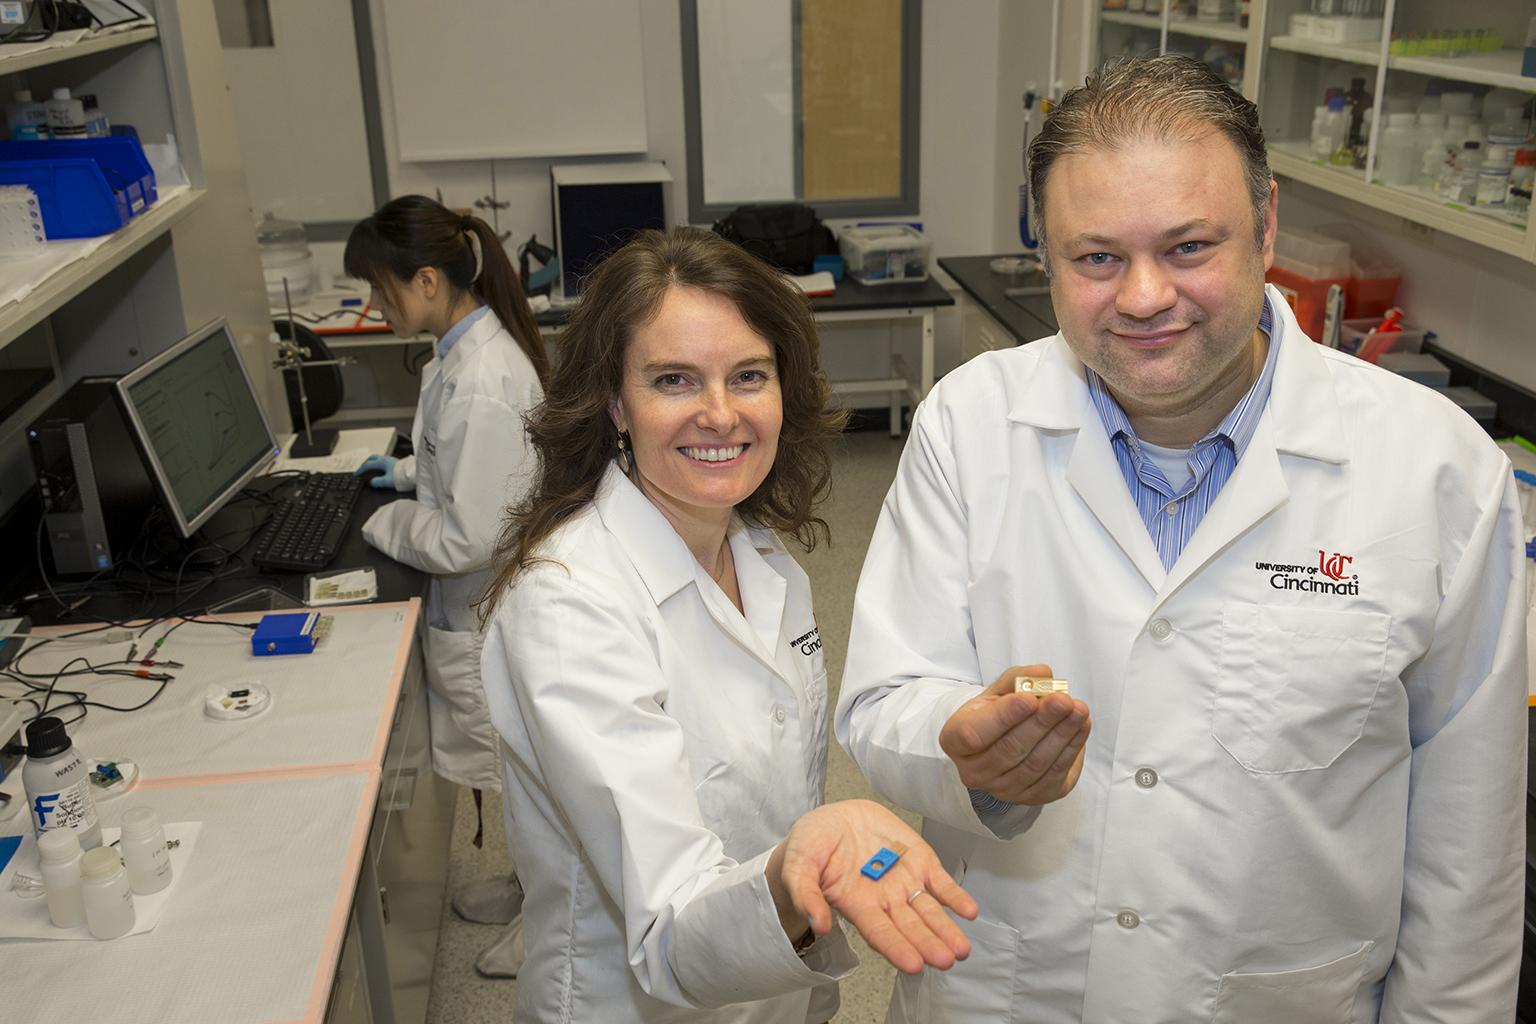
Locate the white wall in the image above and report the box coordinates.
[302,0,1059,388]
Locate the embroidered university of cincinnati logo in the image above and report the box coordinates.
[1252,549,1360,596]
[789,625,822,656]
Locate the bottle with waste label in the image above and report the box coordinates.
[22,716,102,850]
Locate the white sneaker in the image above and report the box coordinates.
[474,914,525,979]
[452,875,524,926]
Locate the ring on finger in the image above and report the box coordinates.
[906,887,924,905]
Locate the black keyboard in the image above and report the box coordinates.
[251,472,366,572]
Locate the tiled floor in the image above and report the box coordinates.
[425,430,910,1023]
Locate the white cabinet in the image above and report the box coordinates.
[1088,0,1536,262]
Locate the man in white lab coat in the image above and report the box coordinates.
[837,54,1526,1022]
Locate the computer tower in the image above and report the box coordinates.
[27,378,155,575]
[550,161,672,299]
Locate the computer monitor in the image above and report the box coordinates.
[115,318,280,537]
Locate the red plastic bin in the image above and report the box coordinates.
[1266,264,1347,341]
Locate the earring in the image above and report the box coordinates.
[616,430,632,474]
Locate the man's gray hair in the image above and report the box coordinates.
[1028,54,1272,265]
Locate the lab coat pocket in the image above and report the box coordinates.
[1213,604,1389,774]
[892,914,1022,1023]
[1213,941,1374,1024]
[424,625,498,789]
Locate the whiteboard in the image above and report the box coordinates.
[697,0,795,204]
[377,0,649,163]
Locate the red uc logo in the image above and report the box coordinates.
[1318,550,1353,581]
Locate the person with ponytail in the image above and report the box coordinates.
[344,194,547,978]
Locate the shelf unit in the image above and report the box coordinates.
[1095,5,1257,96]
[0,187,206,349]
[1102,10,1252,44]
[0,24,159,76]
[0,7,277,523]
[1089,1,1536,263]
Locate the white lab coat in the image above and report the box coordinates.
[481,463,857,1024]
[837,288,1527,1023]
[363,310,541,790]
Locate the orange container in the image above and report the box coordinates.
[1266,264,1348,340]
[1268,229,1352,340]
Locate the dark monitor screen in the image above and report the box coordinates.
[115,318,279,537]
[556,181,667,298]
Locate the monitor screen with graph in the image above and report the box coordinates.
[116,318,279,537]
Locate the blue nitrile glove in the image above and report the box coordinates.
[356,454,398,490]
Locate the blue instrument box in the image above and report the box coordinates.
[251,611,328,656]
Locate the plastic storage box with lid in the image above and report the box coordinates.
[839,225,931,285]
[1266,228,1350,340]
[257,212,315,305]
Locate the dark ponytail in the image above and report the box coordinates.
[344,195,550,385]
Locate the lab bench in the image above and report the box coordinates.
[1,443,450,1024]
[0,599,448,1024]
[938,254,1057,359]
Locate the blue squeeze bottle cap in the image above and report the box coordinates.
[1327,96,1346,111]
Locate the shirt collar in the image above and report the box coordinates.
[592,462,780,606]
[437,304,490,358]
[1086,296,1280,458]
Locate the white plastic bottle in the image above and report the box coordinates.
[120,806,173,895]
[1477,144,1513,206]
[80,847,135,940]
[44,88,86,138]
[1378,112,1419,186]
[5,90,49,140]
[37,828,85,928]
[23,716,102,850]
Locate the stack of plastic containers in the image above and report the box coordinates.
[1265,228,1351,339]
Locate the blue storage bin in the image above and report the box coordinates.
[0,159,127,237]
[0,137,157,238]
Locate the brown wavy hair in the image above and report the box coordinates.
[478,226,847,621]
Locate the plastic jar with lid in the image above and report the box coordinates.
[37,828,85,928]
[1378,112,1420,187]
[120,806,173,895]
[1477,142,1513,206]
[80,847,135,940]
[257,211,315,305]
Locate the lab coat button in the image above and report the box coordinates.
[1116,909,1141,929]
[1148,618,1173,641]
[1135,767,1159,789]
[773,705,786,723]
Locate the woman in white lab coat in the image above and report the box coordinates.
[343,195,548,974]
[477,227,976,1024]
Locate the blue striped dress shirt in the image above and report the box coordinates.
[1086,298,1279,571]
[969,297,1279,818]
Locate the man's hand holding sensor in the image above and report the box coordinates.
[940,664,1091,806]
